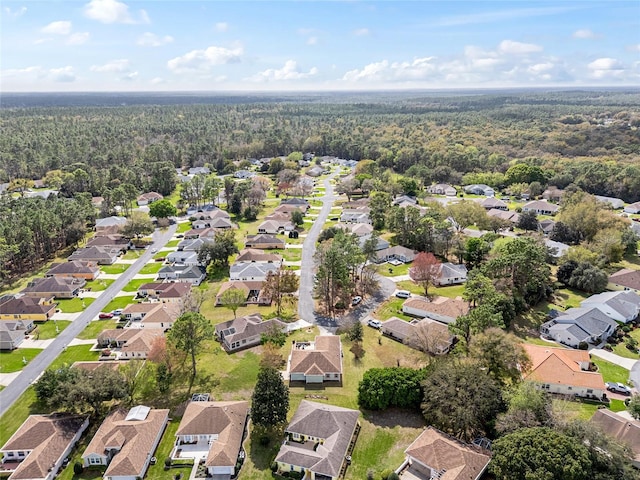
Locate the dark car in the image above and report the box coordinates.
[98,312,114,319]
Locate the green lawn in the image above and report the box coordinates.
[76,319,118,340]
[551,287,590,310]
[50,345,100,369]
[122,278,150,292]
[153,250,172,259]
[0,348,43,373]
[84,278,114,292]
[610,399,627,412]
[612,327,640,359]
[270,248,302,262]
[57,297,95,313]
[138,261,164,274]
[166,239,180,247]
[591,357,630,384]
[122,249,144,260]
[553,399,600,421]
[0,387,42,446]
[103,296,136,313]
[32,320,70,340]
[100,263,131,274]
[372,297,413,321]
[378,261,413,277]
[431,284,466,299]
[176,221,191,233]
[145,421,192,480]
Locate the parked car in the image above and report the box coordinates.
[367,319,382,329]
[150,248,158,253]
[112,309,123,316]
[176,234,184,238]
[98,312,114,319]
[606,382,632,395]
[351,296,362,306]
[395,290,411,299]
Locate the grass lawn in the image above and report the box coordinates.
[57,297,95,313]
[431,284,466,299]
[122,249,144,260]
[610,399,627,412]
[0,387,42,446]
[551,287,590,310]
[84,278,114,292]
[153,250,172,259]
[32,320,70,340]
[372,298,413,321]
[100,263,131,274]
[145,421,192,480]
[76,319,118,340]
[378,262,412,277]
[103,296,136,313]
[271,248,302,262]
[591,357,630,384]
[50,345,100,369]
[176,221,191,233]
[138,261,165,274]
[166,239,180,247]
[553,399,600,421]
[122,278,150,292]
[0,348,43,373]
[612,327,640,359]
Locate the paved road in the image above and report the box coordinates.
[0,224,177,416]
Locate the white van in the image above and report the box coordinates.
[395,290,411,299]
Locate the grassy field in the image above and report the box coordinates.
[84,278,114,292]
[372,297,413,321]
[270,248,302,262]
[50,344,100,369]
[612,327,640,359]
[166,239,180,247]
[0,348,43,373]
[100,263,131,274]
[103,296,136,313]
[122,278,150,292]
[76,319,118,340]
[591,357,630,384]
[138,261,165,274]
[32,320,70,339]
[57,297,95,313]
[176,221,191,233]
[122,249,144,260]
[379,261,413,277]
[153,250,172,259]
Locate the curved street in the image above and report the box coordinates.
[0,224,177,417]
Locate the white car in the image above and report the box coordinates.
[150,248,158,254]
[351,296,362,306]
[367,319,382,329]
[396,290,411,299]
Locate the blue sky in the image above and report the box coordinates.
[1,0,639,91]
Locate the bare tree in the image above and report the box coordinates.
[409,252,442,297]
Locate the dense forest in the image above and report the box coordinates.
[1,90,639,202]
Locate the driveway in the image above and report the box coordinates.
[0,223,177,416]
[590,348,637,370]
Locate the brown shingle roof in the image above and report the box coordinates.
[609,268,640,291]
[235,249,282,263]
[0,296,56,316]
[405,427,491,480]
[290,335,342,376]
[21,276,85,296]
[215,313,285,347]
[590,409,640,462]
[46,261,99,277]
[176,401,248,467]
[403,297,469,320]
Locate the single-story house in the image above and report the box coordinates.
[281,198,310,211]
[45,261,100,281]
[235,249,283,265]
[21,277,85,299]
[244,234,285,249]
[522,200,559,216]
[0,295,56,322]
[137,282,192,303]
[275,401,360,480]
[82,406,168,480]
[542,187,565,202]
[487,208,520,224]
[157,265,206,286]
[234,169,255,179]
[580,290,640,323]
[358,234,389,252]
[540,307,618,348]
[340,209,371,224]
[289,335,343,385]
[188,166,210,175]
[464,184,495,197]
[545,239,570,258]
[381,317,454,355]
[215,313,286,352]
[0,321,28,350]
[539,219,556,235]
[375,246,418,264]
[184,227,217,240]
[1,414,89,480]
[86,235,131,251]
[590,409,640,468]
[595,195,625,210]
[274,204,305,216]
[434,263,468,286]
[257,219,294,234]
[177,238,214,252]
[624,202,640,215]
[192,208,231,221]
[137,192,163,206]
[480,197,508,211]
[522,343,606,399]
[608,268,640,294]
[399,427,491,480]
[173,401,249,478]
[215,281,270,307]
[229,262,279,282]
[392,195,417,206]
[402,297,469,325]
[166,251,201,267]
[335,223,373,237]
[427,184,457,196]
[95,216,127,233]
[68,246,120,265]
[122,302,180,330]
[97,328,164,359]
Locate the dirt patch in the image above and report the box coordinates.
[364,407,425,429]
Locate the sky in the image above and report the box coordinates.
[1,0,639,92]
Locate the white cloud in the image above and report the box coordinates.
[353,28,370,36]
[587,57,624,79]
[167,45,243,73]
[4,6,27,18]
[250,60,318,82]
[150,77,164,85]
[90,59,130,73]
[50,66,76,82]
[528,62,554,74]
[41,20,72,35]
[67,32,90,45]
[1,65,77,83]
[137,32,174,47]
[434,6,578,27]
[2,66,44,77]
[627,44,640,53]
[83,0,148,24]
[121,71,138,81]
[498,40,543,55]
[307,36,318,46]
[573,29,597,39]
[215,22,228,32]
[343,57,438,83]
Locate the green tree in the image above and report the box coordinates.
[197,229,238,269]
[496,382,552,434]
[357,367,427,410]
[219,287,246,318]
[168,312,214,387]
[251,366,289,428]
[517,210,539,231]
[149,199,177,219]
[469,328,531,385]
[368,191,391,230]
[628,394,640,420]
[260,323,287,347]
[262,269,299,316]
[446,201,489,232]
[449,305,504,352]
[290,209,304,227]
[464,238,490,270]
[121,211,154,239]
[568,262,608,293]
[346,321,364,342]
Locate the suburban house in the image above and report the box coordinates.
[340,208,371,224]
[281,197,310,212]
[137,282,192,304]
[434,263,468,286]
[234,169,255,179]
[358,234,389,252]
[375,246,418,264]
[487,208,520,224]
[464,184,495,197]
[184,227,217,240]
[122,302,180,330]
[188,166,210,175]
[86,235,131,251]
[580,290,640,323]
[480,197,508,211]
[545,239,570,258]
[1,414,89,480]
[192,209,231,221]
[402,297,469,325]
[399,427,491,480]
[427,184,457,196]
[595,195,625,210]
[157,265,206,286]
[245,234,285,249]
[274,401,360,480]
[215,313,286,352]
[177,238,213,252]
[166,251,201,267]
[274,204,305,216]
[541,307,618,348]
[82,406,168,480]
[235,249,283,265]
[191,217,234,230]
[0,321,28,350]
[45,261,100,281]
[522,344,606,399]
[522,200,559,216]
[608,268,640,294]
[335,223,373,237]
[289,335,343,385]
[173,401,248,478]
[381,317,454,355]
[392,195,417,206]
[539,219,556,235]
[229,262,279,282]
[542,187,565,202]
[21,277,85,299]
[95,216,127,234]
[136,192,163,206]
[97,328,164,359]
[624,202,640,214]
[257,219,294,234]
[68,246,120,265]
[0,295,56,322]
[590,409,640,468]
[215,281,270,306]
